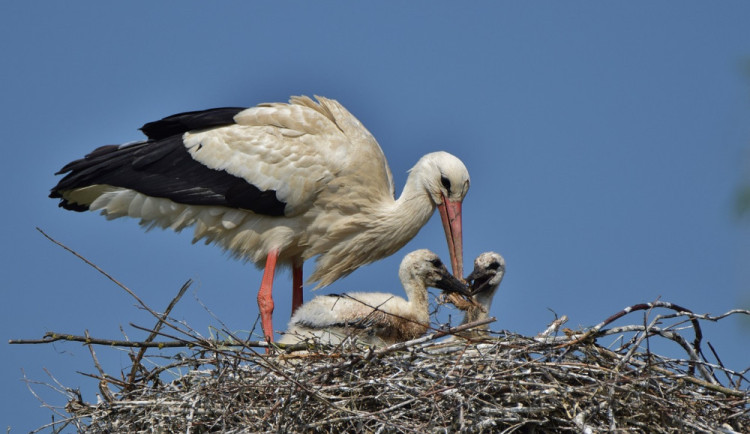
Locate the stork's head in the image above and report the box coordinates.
[465,251,505,310]
[399,249,471,297]
[413,152,470,278]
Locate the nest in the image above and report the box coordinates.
[17,232,750,432]
[19,304,749,433]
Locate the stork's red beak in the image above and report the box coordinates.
[438,197,463,279]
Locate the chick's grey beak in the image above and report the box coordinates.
[434,269,472,296]
[465,269,492,296]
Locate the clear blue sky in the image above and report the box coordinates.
[2,2,749,431]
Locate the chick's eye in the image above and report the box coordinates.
[440,176,451,192]
[429,258,443,268]
[488,261,501,270]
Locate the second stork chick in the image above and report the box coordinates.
[451,251,505,339]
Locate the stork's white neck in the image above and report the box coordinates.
[305,158,442,288]
[380,168,437,248]
[400,278,429,317]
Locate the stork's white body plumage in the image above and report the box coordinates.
[51,96,471,342]
[278,249,470,347]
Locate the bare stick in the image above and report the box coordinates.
[596,324,716,384]
[35,228,199,342]
[559,301,703,352]
[536,315,569,340]
[9,331,268,349]
[595,344,746,398]
[82,330,115,402]
[124,279,192,392]
[707,341,735,387]
[36,228,152,314]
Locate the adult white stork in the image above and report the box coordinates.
[278,249,471,347]
[50,95,470,342]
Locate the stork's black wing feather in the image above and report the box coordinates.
[140,107,246,140]
[50,108,286,216]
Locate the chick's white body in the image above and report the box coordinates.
[279,249,468,347]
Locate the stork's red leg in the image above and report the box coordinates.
[258,249,279,343]
[291,261,303,315]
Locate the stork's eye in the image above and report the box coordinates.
[429,258,443,268]
[440,175,451,192]
[488,261,501,270]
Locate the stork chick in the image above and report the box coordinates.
[451,251,505,339]
[278,249,471,348]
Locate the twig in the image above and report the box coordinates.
[82,330,115,402]
[594,345,747,398]
[9,332,266,349]
[124,279,192,392]
[597,324,716,384]
[707,341,734,386]
[36,228,152,314]
[35,228,196,341]
[536,315,568,340]
[614,315,660,373]
[559,301,704,352]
